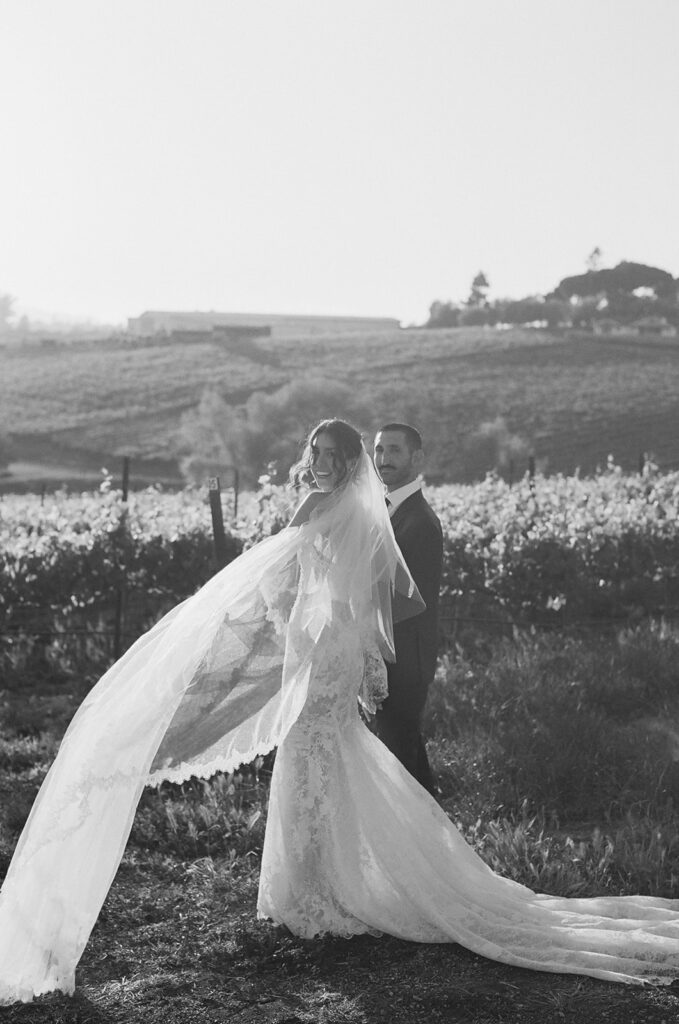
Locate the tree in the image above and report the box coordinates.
[496,297,547,326]
[0,431,14,471]
[494,296,570,328]
[549,261,678,327]
[177,388,240,486]
[179,379,372,489]
[551,261,675,303]
[0,293,15,338]
[425,300,460,328]
[235,379,372,485]
[586,247,603,272]
[569,296,601,329]
[463,416,531,481]
[458,305,492,327]
[467,271,490,308]
[542,298,570,328]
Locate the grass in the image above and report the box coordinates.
[2,624,679,1021]
[2,326,679,485]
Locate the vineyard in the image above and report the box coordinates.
[2,463,678,649]
[2,325,679,490]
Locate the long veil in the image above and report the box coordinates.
[0,449,423,1003]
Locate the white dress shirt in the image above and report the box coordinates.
[385,477,422,517]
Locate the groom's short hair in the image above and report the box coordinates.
[378,422,423,453]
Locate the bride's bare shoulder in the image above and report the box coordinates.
[288,489,328,527]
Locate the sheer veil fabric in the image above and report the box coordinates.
[0,450,423,1004]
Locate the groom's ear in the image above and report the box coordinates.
[412,448,425,473]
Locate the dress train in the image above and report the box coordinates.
[257,619,679,986]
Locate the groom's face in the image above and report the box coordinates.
[373,430,419,492]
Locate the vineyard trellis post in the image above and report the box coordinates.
[208,476,229,568]
[528,454,536,495]
[113,456,130,659]
[232,466,239,519]
[219,465,240,519]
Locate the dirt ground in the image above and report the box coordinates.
[3,857,679,1024]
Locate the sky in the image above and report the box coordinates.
[1,0,678,327]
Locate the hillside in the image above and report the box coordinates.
[1,326,678,489]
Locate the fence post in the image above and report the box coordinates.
[638,451,646,475]
[113,456,131,660]
[232,467,239,519]
[528,454,536,493]
[208,477,228,568]
[121,454,130,500]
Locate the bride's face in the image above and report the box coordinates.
[310,431,345,491]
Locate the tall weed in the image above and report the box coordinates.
[427,623,679,821]
[455,809,679,898]
[131,768,268,865]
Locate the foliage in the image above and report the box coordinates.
[0,340,287,460]
[466,270,490,308]
[0,477,243,638]
[177,387,240,486]
[427,259,678,333]
[426,623,679,824]
[207,376,375,487]
[426,299,460,328]
[459,812,679,899]
[550,261,679,328]
[3,325,679,485]
[493,295,570,328]
[0,431,14,471]
[552,261,676,302]
[461,415,530,479]
[132,770,268,862]
[429,460,679,630]
[1,464,678,645]
[0,293,14,336]
[458,304,492,326]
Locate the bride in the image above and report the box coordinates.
[1,418,678,1003]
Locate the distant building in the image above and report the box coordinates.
[127,310,401,338]
[631,316,677,338]
[166,326,271,345]
[591,318,630,336]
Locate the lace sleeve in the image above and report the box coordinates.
[358,640,388,715]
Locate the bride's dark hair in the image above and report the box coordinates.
[290,418,364,488]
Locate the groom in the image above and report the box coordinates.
[372,423,443,796]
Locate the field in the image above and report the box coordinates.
[2,326,679,490]
[3,466,678,641]
[2,627,679,1023]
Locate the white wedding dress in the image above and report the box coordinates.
[1,450,678,1003]
[258,608,679,984]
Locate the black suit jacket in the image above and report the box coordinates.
[388,490,443,708]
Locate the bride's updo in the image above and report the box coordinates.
[290,418,364,488]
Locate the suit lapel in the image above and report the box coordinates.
[390,490,423,532]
